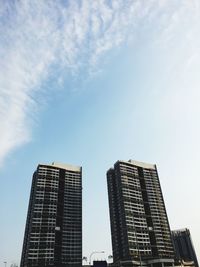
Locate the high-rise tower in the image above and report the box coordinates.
[20,162,82,267]
[172,228,199,267]
[107,160,175,267]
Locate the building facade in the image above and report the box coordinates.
[172,228,199,267]
[20,162,82,267]
[107,160,175,267]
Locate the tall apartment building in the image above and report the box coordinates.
[172,228,199,267]
[107,160,175,267]
[20,162,82,267]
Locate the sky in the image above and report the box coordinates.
[0,0,200,265]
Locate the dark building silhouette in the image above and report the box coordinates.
[20,162,82,267]
[84,261,108,267]
[93,260,108,267]
[172,228,199,267]
[107,160,175,267]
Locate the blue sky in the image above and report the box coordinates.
[0,0,200,265]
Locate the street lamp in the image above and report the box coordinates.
[89,251,105,265]
[82,256,88,265]
[108,255,113,262]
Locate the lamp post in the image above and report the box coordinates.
[82,256,88,265]
[3,262,7,267]
[89,251,105,266]
[108,255,113,262]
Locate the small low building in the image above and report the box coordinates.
[93,261,108,267]
[83,261,108,267]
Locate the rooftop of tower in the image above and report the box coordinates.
[39,162,81,172]
[127,159,156,169]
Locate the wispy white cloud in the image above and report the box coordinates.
[0,0,199,165]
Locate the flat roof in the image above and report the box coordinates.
[39,162,81,172]
[118,159,156,170]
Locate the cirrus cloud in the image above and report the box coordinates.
[0,0,199,165]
